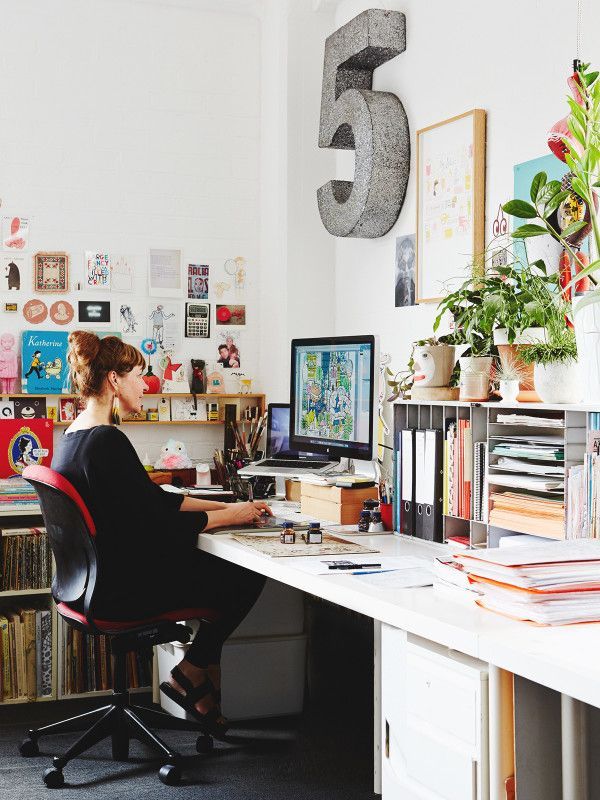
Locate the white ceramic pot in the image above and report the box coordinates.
[411,344,455,388]
[459,356,493,401]
[523,235,562,276]
[498,380,520,403]
[574,294,600,402]
[533,361,582,404]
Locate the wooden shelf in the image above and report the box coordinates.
[54,420,225,426]
[0,588,51,598]
[0,694,55,705]
[61,686,150,700]
[3,392,265,400]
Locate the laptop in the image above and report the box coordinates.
[238,403,338,477]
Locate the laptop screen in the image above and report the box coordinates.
[267,405,325,460]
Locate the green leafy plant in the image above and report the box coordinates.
[519,329,578,366]
[503,61,600,308]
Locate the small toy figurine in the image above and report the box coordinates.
[0,332,19,394]
[191,359,206,394]
[154,439,193,470]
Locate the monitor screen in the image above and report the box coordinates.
[289,335,378,461]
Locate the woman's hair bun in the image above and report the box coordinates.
[67,330,101,371]
[67,330,145,398]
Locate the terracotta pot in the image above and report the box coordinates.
[493,328,545,402]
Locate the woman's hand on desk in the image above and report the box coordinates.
[204,501,273,531]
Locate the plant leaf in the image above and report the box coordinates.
[530,172,547,203]
[585,71,599,86]
[561,219,587,240]
[543,190,570,219]
[537,180,562,206]
[511,224,549,238]
[502,199,538,219]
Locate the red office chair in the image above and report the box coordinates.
[20,465,218,788]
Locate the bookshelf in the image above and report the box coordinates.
[393,399,588,549]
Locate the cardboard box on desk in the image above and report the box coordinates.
[300,483,378,525]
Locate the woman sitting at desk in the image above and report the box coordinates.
[52,331,271,737]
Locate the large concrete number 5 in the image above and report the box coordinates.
[317,9,409,238]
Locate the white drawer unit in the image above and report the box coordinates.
[382,625,489,800]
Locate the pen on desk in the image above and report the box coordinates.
[328,562,381,570]
[351,568,398,576]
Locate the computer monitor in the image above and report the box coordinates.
[289,335,379,462]
[266,403,326,461]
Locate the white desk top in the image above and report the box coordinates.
[197,502,600,708]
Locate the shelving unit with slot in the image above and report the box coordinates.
[393,399,589,549]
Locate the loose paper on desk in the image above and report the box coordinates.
[290,555,430,579]
[351,562,433,590]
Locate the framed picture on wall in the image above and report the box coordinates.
[33,252,70,293]
[416,109,486,303]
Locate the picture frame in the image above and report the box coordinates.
[416,109,486,304]
[33,252,69,293]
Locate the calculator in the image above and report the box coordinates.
[185,302,210,338]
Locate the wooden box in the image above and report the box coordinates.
[300,483,378,525]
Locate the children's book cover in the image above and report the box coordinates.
[21,330,70,394]
[0,418,53,477]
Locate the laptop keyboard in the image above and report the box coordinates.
[259,459,331,469]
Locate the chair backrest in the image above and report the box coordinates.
[23,465,99,615]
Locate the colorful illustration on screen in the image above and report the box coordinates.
[298,350,357,441]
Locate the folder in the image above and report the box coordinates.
[400,429,415,535]
[415,429,443,543]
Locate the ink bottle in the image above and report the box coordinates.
[280,521,295,544]
[368,510,384,533]
[303,522,323,544]
[358,510,371,532]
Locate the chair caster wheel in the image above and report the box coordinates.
[196,734,214,754]
[159,764,181,785]
[43,767,65,788]
[19,737,39,757]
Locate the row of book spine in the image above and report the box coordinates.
[63,627,152,695]
[1,528,51,591]
[0,606,52,701]
[443,420,472,520]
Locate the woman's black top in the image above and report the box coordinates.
[52,425,208,618]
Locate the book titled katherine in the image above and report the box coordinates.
[21,330,71,394]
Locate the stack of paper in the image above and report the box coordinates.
[489,492,564,538]
[454,540,600,624]
[0,477,39,511]
[495,414,565,428]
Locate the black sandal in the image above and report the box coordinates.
[159,666,229,738]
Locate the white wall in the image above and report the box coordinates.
[328,0,600,375]
[0,0,262,463]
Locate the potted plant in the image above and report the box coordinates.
[385,337,456,401]
[493,357,528,404]
[503,61,600,400]
[519,328,581,404]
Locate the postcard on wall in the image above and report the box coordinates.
[85,251,111,290]
[395,235,416,307]
[23,299,48,325]
[149,249,182,297]
[0,418,53,478]
[147,301,182,351]
[49,300,74,326]
[2,216,30,251]
[216,304,245,326]
[21,330,70,395]
[78,300,111,325]
[116,300,147,338]
[188,264,209,299]
[33,252,69,293]
[1,255,26,292]
[111,254,135,293]
[216,331,241,368]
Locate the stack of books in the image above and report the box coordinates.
[443,420,473,519]
[1,527,51,591]
[0,606,52,700]
[62,628,152,695]
[454,540,600,625]
[0,477,39,512]
[489,492,565,538]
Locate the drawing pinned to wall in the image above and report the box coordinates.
[111,254,135,293]
[2,216,30,250]
[0,332,19,394]
[216,304,245,325]
[395,234,416,307]
[118,301,146,338]
[416,110,486,302]
[85,251,111,290]
[23,299,48,325]
[214,281,231,298]
[49,301,74,326]
[148,301,181,351]
[224,256,247,294]
[1,255,26,291]
[216,331,241,368]
[33,252,69,293]
[149,249,182,297]
[188,264,209,299]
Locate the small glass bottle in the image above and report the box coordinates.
[304,521,323,544]
[280,521,296,544]
[358,510,371,533]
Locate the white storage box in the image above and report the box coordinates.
[229,578,304,639]
[157,633,307,721]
